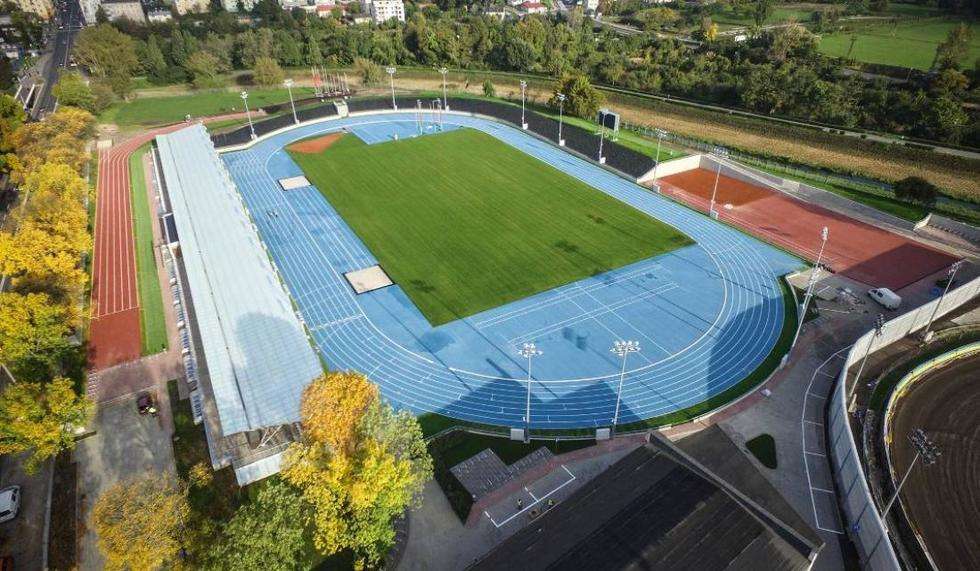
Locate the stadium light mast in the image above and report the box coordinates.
[386,66,397,110]
[852,313,885,394]
[518,343,542,443]
[791,226,829,348]
[610,341,640,435]
[240,90,256,140]
[597,122,606,164]
[882,429,940,521]
[652,128,668,186]
[708,146,728,218]
[519,80,528,130]
[556,93,566,146]
[921,260,964,341]
[438,67,449,110]
[283,78,298,125]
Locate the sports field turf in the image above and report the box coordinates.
[129,145,168,354]
[100,87,314,127]
[288,128,693,325]
[818,19,979,70]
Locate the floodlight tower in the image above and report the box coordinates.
[852,313,886,391]
[386,66,397,110]
[597,122,606,164]
[518,343,542,443]
[438,67,449,110]
[283,78,298,125]
[240,90,256,140]
[610,340,640,435]
[708,146,728,218]
[556,93,566,146]
[921,260,964,341]
[652,128,668,186]
[791,226,829,348]
[520,80,528,130]
[882,429,941,521]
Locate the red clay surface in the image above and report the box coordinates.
[88,125,184,370]
[657,169,958,290]
[287,132,344,154]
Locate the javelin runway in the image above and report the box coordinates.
[221,113,801,428]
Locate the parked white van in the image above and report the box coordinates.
[868,288,901,310]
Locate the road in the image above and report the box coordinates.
[30,0,83,119]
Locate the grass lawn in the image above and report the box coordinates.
[818,19,980,70]
[129,145,168,355]
[100,86,314,127]
[289,128,693,325]
[745,434,778,469]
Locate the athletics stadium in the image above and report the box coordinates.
[154,101,803,483]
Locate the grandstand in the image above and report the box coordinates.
[156,124,321,483]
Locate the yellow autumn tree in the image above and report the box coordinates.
[282,372,432,567]
[15,162,90,227]
[0,376,93,472]
[0,292,74,377]
[0,221,90,308]
[92,474,190,571]
[8,107,94,183]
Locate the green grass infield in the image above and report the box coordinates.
[289,128,693,325]
[129,145,168,355]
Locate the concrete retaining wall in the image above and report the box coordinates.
[828,276,980,570]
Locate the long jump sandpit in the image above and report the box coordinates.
[656,168,959,291]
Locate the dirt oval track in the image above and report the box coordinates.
[888,352,980,570]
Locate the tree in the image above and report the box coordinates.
[72,24,139,96]
[550,73,603,119]
[0,377,92,472]
[185,51,223,89]
[140,34,170,84]
[934,23,973,70]
[0,93,25,173]
[754,0,773,26]
[207,479,312,570]
[92,474,190,571]
[0,292,73,377]
[282,372,432,567]
[52,71,96,113]
[8,106,94,183]
[893,176,939,206]
[483,79,496,98]
[354,57,383,86]
[252,56,284,88]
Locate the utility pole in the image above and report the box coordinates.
[921,260,964,342]
[283,78,298,124]
[791,226,829,348]
[386,66,397,110]
[518,343,542,443]
[240,90,256,140]
[610,341,640,435]
[556,93,566,146]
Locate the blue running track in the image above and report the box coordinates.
[221,113,802,429]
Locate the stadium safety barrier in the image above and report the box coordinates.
[211,96,656,179]
[828,275,980,570]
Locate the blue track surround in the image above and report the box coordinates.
[221,112,802,429]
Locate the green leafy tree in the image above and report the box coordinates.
[0,377,93,472]
[252,56,284,88]
[893,176,939,206]
[52,71,96,112]
[140,34,169,84]
[551,74,604,119]
[0,292,73,378]
[934,23,973,70]
[483,79,496,98]
[185,51,224,89]
[754,0,772,26]
[354,57,383,85]
[72,24,139,96]
[207,479,312,570]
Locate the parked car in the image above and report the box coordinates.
[0,486,20,524]
[868,288,901,310]
[137,392,158,416]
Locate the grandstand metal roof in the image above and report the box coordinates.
[156,124,321,436]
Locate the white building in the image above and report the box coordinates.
[362,0,404,23]
[173,0,211,14]
[218,0,259,11]
[101,0,145,22]
[147,7,173,21]
[79,0,100,24]
[520,1,546,15]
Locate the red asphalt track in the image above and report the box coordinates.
[88,125,183,370]
[656,169,959,291]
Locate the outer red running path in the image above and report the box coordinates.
[657,169,959,291]
[88,125,183,370]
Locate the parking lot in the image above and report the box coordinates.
[74,394,175,569]
[0,453,51,569]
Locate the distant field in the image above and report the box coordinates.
[818,19,980,69]
[100,87,314,127]
[289,129,692,325]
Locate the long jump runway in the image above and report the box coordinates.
[222,114,802,428]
